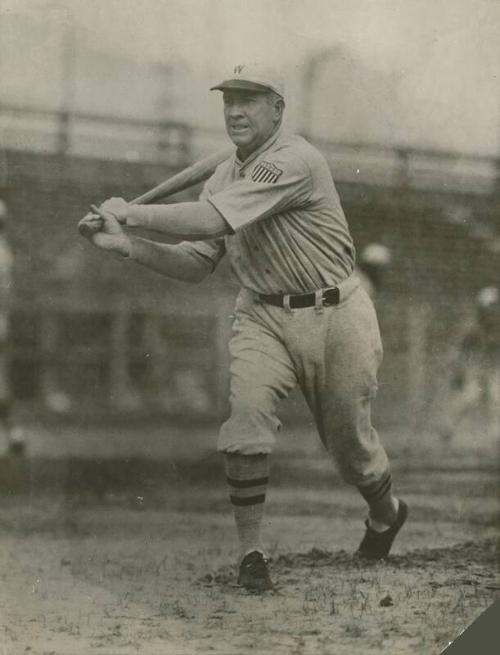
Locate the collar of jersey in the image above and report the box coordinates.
[234,127,283,173]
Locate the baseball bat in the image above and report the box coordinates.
[78,147,233,237]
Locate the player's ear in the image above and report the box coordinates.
[272,96,285,123]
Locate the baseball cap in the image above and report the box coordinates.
[210,63,285,98]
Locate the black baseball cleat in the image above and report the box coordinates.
[237,551,274,592]
[356,499,408,561]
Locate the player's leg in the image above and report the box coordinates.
[289,286,405,558]
[219,299,297,589]
[225,452,273,590]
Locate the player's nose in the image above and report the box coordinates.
[225,101,245,118]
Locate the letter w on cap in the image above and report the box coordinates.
[233,65,245,74]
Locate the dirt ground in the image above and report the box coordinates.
[0,424,499,655]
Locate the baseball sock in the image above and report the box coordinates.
[224,453,269,559]
[357,470,399,531]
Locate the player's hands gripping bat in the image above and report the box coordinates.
[78,147,232,238]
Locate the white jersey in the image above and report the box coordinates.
[185,129,355,295]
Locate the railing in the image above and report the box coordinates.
[0,103,192,167]
[314,139,500,195]
[1,103,499,194]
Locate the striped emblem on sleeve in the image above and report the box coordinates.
[251,161,283,184]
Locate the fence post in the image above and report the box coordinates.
[108,296,141,411]
[38,305,72,413]
[141,311,172,408]
[142,312,162,384]
[395,147,411,187]
[57,110,70,156]
[407,301,429,441]
[39,307,58,398]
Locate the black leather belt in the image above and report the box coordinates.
[258,286,340,309]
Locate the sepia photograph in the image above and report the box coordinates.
[0,1,499,653]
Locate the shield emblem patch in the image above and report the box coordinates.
[251,161,283,184]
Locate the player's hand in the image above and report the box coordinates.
[98,197,129,224]
[78,211,131,257]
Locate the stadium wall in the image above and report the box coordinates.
[2,150,499,429]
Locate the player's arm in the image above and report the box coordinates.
[96,198,231,241]
[79,211,220,283]
[128,236,218,283]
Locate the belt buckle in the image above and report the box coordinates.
[322,287,339,307]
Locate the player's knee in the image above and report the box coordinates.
[326,392,374,433]
[230,389,279,423]
[218,395,280,455]
[226,400,281,434]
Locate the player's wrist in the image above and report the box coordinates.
[125,205,145,228]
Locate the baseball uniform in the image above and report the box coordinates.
[83,67,406,579]
[184,128,390,486]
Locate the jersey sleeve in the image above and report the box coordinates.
[198,176,215,202]
[206,151,313,231]
[176,238,226,272]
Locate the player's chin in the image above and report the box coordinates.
[228,128,252,146]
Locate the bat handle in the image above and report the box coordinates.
[78,214,103,238]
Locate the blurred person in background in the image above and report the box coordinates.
[0,199,25,455]
[356,243,392,299]
[439,286,500,443]
[79,63,407,591]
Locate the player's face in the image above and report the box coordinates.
[223,90,282,159]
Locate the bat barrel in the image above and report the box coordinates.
[130,148,233,205]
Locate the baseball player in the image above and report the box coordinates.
[79,64,407,591]
[439,286,500,443]
[0,199,25,455]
